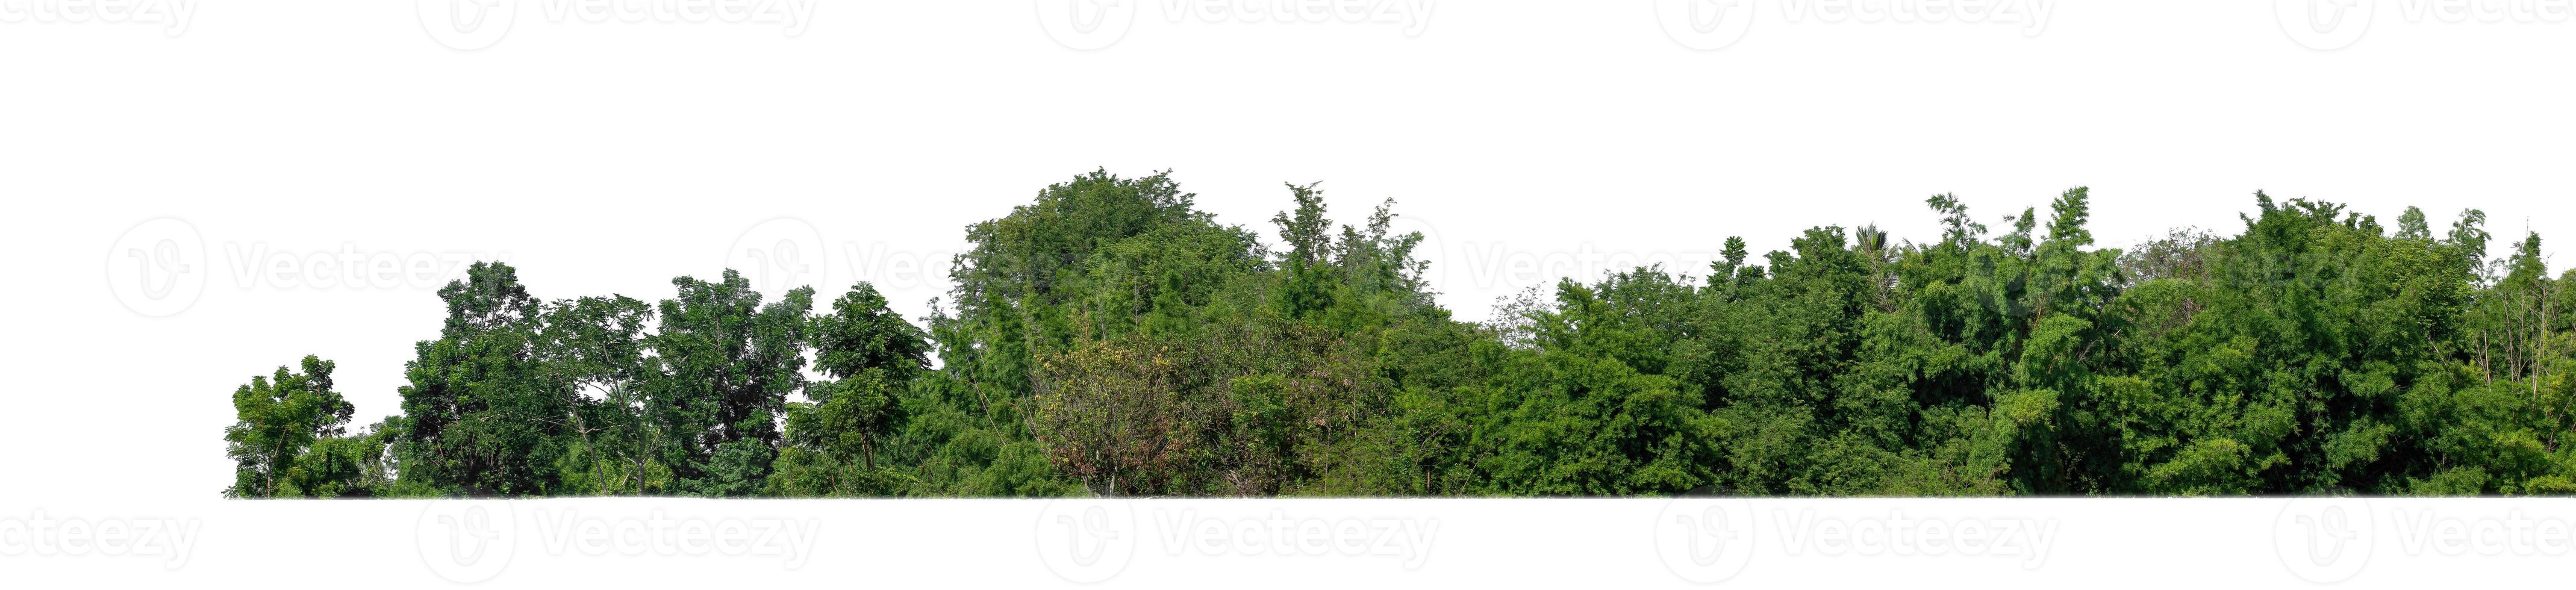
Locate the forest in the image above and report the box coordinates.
[223,170,2576,497]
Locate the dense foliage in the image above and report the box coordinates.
[223,170,2576,497]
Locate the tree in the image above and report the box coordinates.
[395,261,574,496]
[643,269,813,496]
[773,283,932,495]
[538,294,655,494]
[220,172,2576,499]
[223,355,355,498]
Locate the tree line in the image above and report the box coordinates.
[224,170,2576,497]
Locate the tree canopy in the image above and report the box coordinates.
[223,172,2576,497]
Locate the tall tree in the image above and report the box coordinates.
[772,283,932,495]
[394,261,574,496]
[223,355,354,498]
[643,270,813,496]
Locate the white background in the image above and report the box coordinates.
[5,0,2574,586]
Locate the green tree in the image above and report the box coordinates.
[643,269,813,496]
[394,261,575,496]
[773,283,932,495]
[223,355,355,498]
